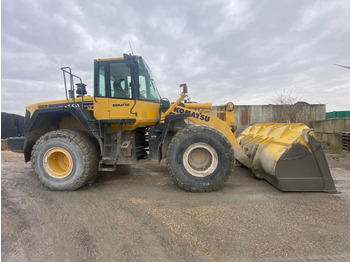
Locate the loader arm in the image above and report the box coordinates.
[163,103,252,167]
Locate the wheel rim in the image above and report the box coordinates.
[183,142,218,177]
[43,147,73,179]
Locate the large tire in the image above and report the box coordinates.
[166,125,235,192]
[32,129,99,191]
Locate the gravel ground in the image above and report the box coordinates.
[1,151,350,262]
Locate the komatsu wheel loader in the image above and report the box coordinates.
[11,54,336,192]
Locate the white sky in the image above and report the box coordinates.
[2,0,350,115]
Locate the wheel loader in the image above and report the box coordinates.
[10,54,336,192]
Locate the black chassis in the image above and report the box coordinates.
[21,105,189,165]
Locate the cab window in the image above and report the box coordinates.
[138,60,160,101]
[139,76,159,101]
[110,62,132,99]
[97,66,106,97]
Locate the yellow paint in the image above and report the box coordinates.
[161,93,188,121]
[238,123,312,163]
[93,97,160,129]
[122,100,160,130]
[164,102,251,167]
[95,56,141,62]
[108,98,135,119]
[26,97,94,117]
[93,97,110,119]
[95,57,124,62]
[43,147,73,178]
[26,93,160,131]
[184,103,212,110]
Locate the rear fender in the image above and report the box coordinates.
[23,107,100,162]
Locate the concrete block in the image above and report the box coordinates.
[334,119,346,133]
[310,121,324,132]
[317,132,342,149]
[326,133,342,149]
[345,118,350,132]
[323,120,335,133]
[319,133,328,145]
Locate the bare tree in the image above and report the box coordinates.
[272,89,308,123]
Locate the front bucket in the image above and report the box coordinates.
[237,123,337,192]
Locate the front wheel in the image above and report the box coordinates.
[166,125,235,192]
[32,129,99,190]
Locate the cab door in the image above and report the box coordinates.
[93,60,133,120]
[130,74,160,125]
[93,62,110,120]
[108,62,133,119]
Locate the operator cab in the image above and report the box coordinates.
[94,54,160,102]
[93,54,161,123]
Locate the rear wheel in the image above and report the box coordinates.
[32,129,98,190]
[166,125,235,192]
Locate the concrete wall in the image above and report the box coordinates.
[310,118,350,150]
[213,104,325,129]
[211,104,348,150]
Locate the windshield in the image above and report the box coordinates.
[138,58,160,102]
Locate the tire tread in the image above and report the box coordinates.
[166,125,234,192]
[32,129,98,191]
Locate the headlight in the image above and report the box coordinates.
[226,102,234,112]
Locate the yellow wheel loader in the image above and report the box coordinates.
[10,54,336,192]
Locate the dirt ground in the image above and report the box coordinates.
[2,150,350,262]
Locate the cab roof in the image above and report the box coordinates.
[94,57,124,62]
[95,55,142,62]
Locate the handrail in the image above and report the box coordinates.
[60,67,85,107]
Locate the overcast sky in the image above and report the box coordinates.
[2,0,350,115]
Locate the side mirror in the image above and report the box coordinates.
[160,98,170,112]
[180,83,188,94]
